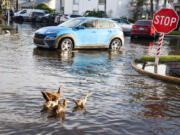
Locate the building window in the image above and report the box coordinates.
[73,10,79,14]
[73,0,79,4]
[99,0,105,5]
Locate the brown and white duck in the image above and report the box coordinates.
[41,85,64,102]
[55,99,69,114]
[73,93,91,107]
[44,98,59,109]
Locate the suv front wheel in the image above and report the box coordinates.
[110,38,122,50]
[59,38,73,51]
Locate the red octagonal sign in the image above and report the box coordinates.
[153,8,179,34]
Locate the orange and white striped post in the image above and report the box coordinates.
[155,33,164,65]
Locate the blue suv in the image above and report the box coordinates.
[33,17,124,51]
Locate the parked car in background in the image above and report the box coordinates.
[111,18,133,35]
[13,9,47,22]
[131,20,158,39]
[36,13,59,23]
[34,17,124,51]
[55,14,82,24]
[31,12,45,22]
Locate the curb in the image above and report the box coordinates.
[165,35,180,39]
[131,61,180,85]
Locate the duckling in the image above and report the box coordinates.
[41,85,64,102]
[55,99,69,114]
[73,93,91,107]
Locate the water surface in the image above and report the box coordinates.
[0,23,180,135]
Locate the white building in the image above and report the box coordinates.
[64,0,132,18]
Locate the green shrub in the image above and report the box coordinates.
[128,18,135,23]
[35,3,53,14]
[138,55,180,63]
[84,10,107,17]
[168,31,180,35]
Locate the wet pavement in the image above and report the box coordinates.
[0,22,180,135]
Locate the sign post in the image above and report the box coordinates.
[153,8,179,66]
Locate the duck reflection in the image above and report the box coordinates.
[72,106,87,117]
[47,111,66,123]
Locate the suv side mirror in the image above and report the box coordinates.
[78,26,86,29]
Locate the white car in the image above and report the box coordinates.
[111,18,133,35]
[14,9,47,21]
[55,14,82,24]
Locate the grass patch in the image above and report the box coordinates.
[0,24,13,29]
[168,31,180,35]
[137,55,180,63]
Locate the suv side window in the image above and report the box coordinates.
[81,20,96,29]
[98,20,114,28]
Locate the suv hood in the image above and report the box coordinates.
[35,26,71,34]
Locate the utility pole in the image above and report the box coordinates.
[156,0,159,10]
[163,0,167,8]
[16,0,18,11]
[150,0,153,18]
[104,0,107,16]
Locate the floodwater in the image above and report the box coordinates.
[0,23,180,135]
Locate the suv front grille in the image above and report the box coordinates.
[34,33,46,45]
[35,33,46,39]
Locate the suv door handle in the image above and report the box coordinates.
[108,30,112,32]
[92,31,96,33]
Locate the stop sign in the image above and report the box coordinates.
[153,8,179,34]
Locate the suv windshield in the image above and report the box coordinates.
[58,18,83,28]
[135,21,152,25]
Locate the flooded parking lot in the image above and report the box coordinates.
[0,23,180,135]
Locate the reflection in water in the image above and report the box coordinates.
[143,88,168,118]
[48,111,66,124]
[72,106,87,117]
[33,48,75,61]
[130,38,156,56]
[137,63,180,77]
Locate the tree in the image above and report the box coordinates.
[83,10,107,17]
[131,0,147,20]
[35,3,53,14]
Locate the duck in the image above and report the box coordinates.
[41,98,59,112]
[55,99,69,114]
[41,85,64,102]
[44,98,59,109]
[73,93,91,107]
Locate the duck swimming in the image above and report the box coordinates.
[55,99,69,114]
[73,93,91,107]
[44,98,59,110]
[41,85,64,102]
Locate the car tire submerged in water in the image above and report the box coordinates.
[110,38,122,50]
[59,38,73,51]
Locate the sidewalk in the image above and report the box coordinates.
[132,61,180,85]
